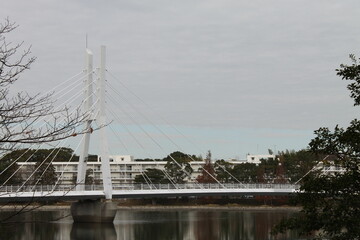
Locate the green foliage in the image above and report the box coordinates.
[196,150,217,183]
[1,148,78,163]
[0,148,79,185]
[256,158,279,183]
[32,159,57,185]
[0,157,21,185]
[217,152,317,184]
[134,168,168,184]
[279,150,320,183]
[135,158,163,162]
[273,55,360,240]
[336,54,360,106]
[231,163,258,183]
[164,151,193,183]
[274,167,360,239]
[214,159,234,183]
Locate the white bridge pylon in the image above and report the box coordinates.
[75,46,112,200]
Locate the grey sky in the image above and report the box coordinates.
[2,0,360,159]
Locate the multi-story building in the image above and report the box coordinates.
[17,154,276,185]
[17,155,244,185]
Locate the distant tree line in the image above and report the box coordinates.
[134,149,322,184]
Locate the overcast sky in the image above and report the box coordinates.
[2,1,360,159]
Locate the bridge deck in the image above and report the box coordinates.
[0,184,299,202]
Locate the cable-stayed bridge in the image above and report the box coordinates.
[0,46,301,222]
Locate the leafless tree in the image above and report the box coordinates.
[0,18,90,153]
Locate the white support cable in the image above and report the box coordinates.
[73,98,100,187]
[141,171,154,188]
[107,93,206,187]
[0,88,97,182]
[214,161,242,184]
[0,144,54,188]
[107,70,201,154]
[107,96,198,184]
[0,87,95,165]
[0,146,31,177]
[45,72,97,120]
[110,70,227,187]
[161,169,177,188]
[16,71,89,137]
[75,48,96,193]
[0,88,98,187]
[107,109,179,187]
[107,94,164,149]
[294,155,330,185]
[42,71,84,97]
[0,144,43,187]
[52,73,97,112]
[108,125,129,153]
[17,141,63,192]
[31,140,70,189]
[52,134,86,191]
[106,83,223,187]
[4,74,97,154]
[50,73,88,99]
[107,108,146,150]
[107,71,223,180]
[167,153,202,186]
[140,171,151,187]
[30,137,77,189]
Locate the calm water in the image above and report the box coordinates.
[0,208,305,240]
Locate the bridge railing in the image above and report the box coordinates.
[0,183,300,193]
[120,183,300,191]
[0,184,77,193]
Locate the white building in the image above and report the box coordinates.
[19,154,283,185]
[246,154,275,165]
[18,155,245,185]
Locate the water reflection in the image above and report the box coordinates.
[0,210,71,240]
[70,223,116,240]
[113,209,300,240]
[132,211,188,239]
[0,208,302,240]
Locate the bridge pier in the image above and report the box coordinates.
[71,199,117,223]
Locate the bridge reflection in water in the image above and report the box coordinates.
[71,223,117,240]
[0,208,303,240]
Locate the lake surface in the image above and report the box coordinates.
[0,207,305,240]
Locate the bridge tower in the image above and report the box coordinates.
[72,46,116,223]
[75,48,93,192]
[75,46,112,199]
[97,45,112,200]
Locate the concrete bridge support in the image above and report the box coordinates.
[71,200,117,223]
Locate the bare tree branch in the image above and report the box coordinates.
[0,18,90,153]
